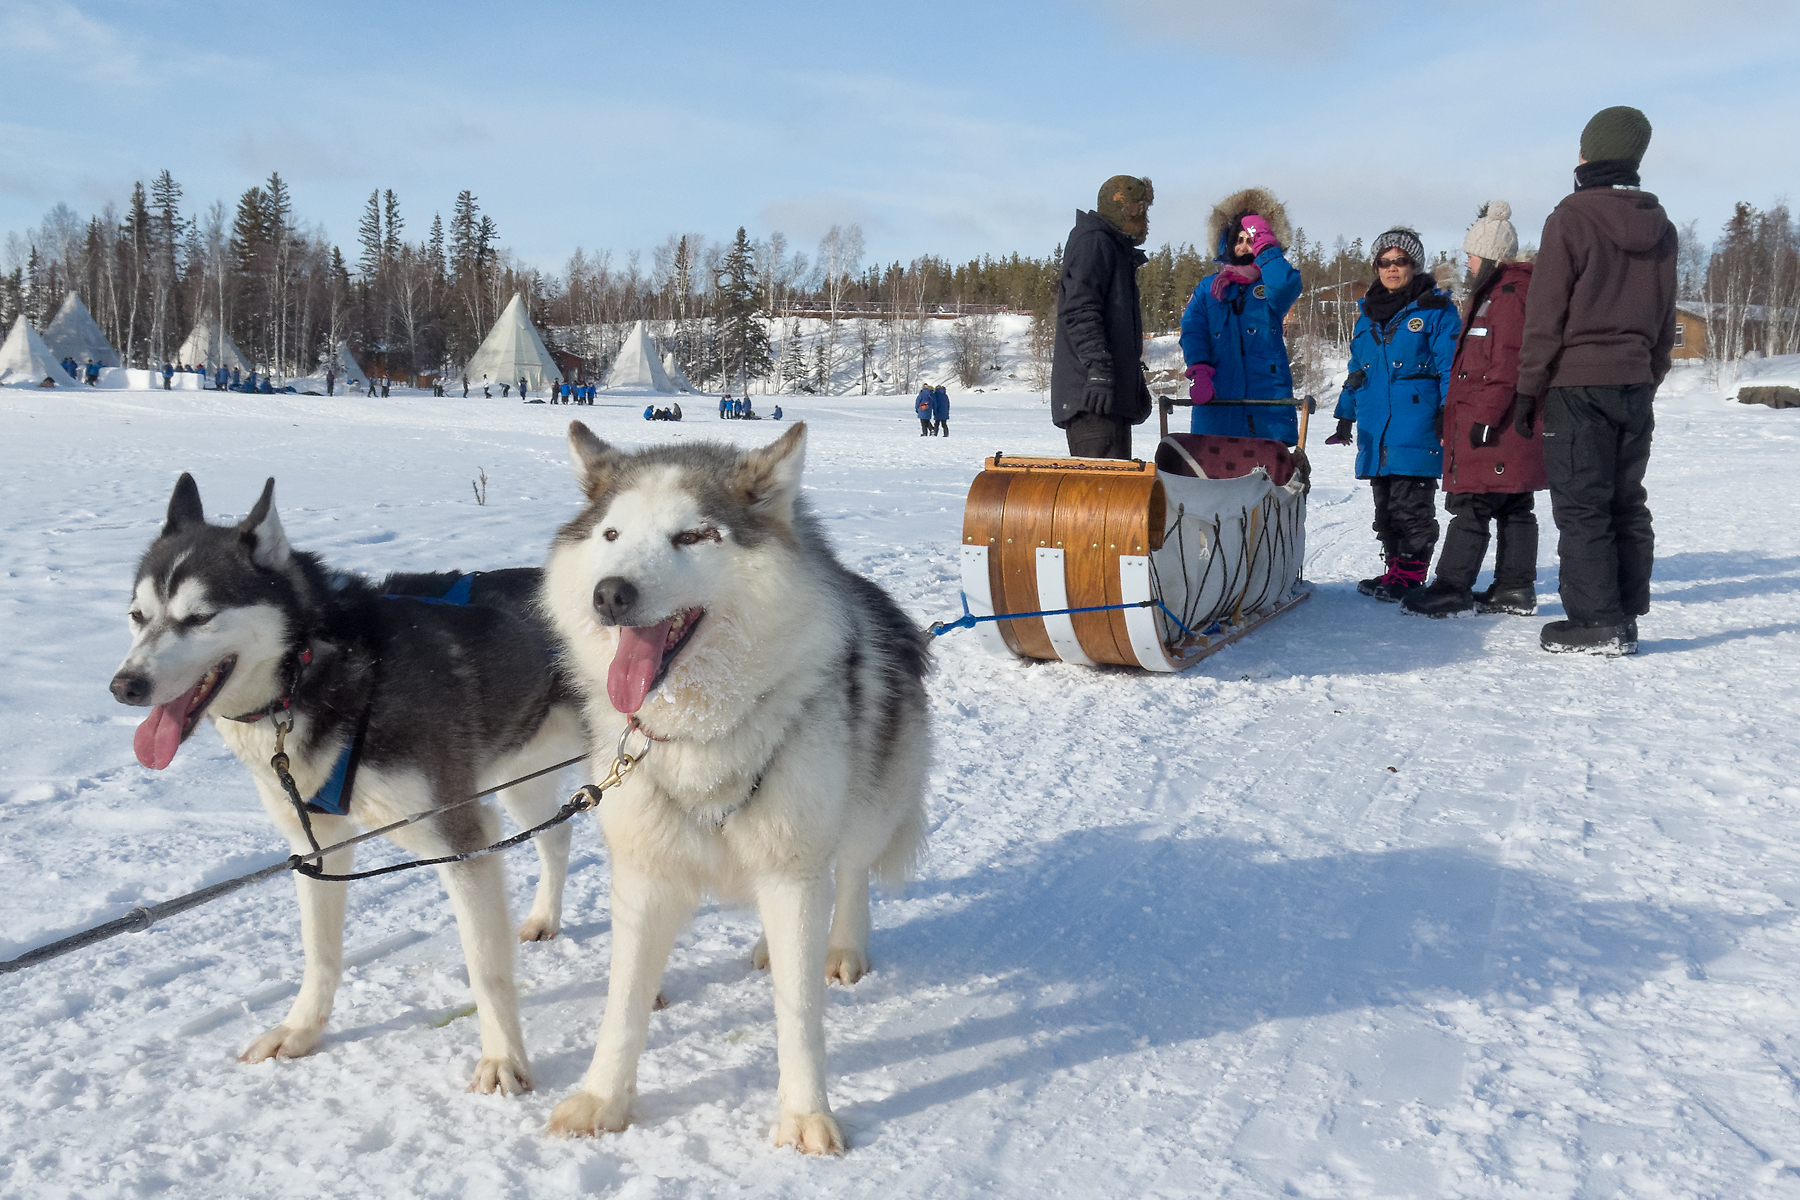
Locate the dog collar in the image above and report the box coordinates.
[224,647,312,723]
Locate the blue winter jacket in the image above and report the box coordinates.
[930,386,949,421]
[1334,287,1461,478]
[915,387,933,419]
[1179,245,1303,442]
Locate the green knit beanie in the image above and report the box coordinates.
[1580,106,1652,166]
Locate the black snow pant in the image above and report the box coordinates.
[936,419,949,437]
[920,418,933,435]
[1434,491,1538,590]
[1543,383,1655,625]
[1064,411,1134,460]
[1369,475,1440,562]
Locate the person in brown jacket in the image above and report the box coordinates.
[1515,106,1676,656]
[1403,202,1547,618]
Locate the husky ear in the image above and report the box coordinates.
[568,421,620,500]
[236,478,293,571]
[161,472,205,537]
[732,423,807,525]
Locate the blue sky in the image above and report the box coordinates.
[4,0,1798,275]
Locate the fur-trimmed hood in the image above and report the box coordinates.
[1206,187,1292,261]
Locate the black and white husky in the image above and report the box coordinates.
[109,474,583,1094]
[540,422,931,1154]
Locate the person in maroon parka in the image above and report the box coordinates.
[1403,201,1547,618]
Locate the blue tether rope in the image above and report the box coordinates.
[929,592,1198,641]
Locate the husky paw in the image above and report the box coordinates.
[776,1110,846,1156]
[825,947,870,985]
[547,1089,633,1137]
[751,935,770,971]
[469,1056,532,1096]
[239,1023,322,1063]
[517,913,561,942]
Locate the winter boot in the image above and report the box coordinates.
[1372,557,1428,603]
[1476,584,1537,616]
[1401,579,1476,618]
[1540,619,1639,656]
[1358,556,1399,598]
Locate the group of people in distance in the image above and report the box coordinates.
[1050,105,1674,657]
[718,393,779,420]
[57,357,102,386]
[914,384,950,437]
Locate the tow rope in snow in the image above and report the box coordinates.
[0,723,653,977]
[928,591,1198,640]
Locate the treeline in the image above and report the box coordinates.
[3,174,1796,384]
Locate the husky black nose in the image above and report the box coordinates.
[111,673,152,705]
[593,576,639,623]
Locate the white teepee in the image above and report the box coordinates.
[0,314,73,386]
[326,341,366,387]
[661,350,697,393]
[464,294,563,389]
[176,316,250,372]
[604,321,675,392]
[41,292,120,367]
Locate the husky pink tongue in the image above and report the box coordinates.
[133,678,208,770]
[608,618,676,714]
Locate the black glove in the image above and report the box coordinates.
[1325,417,1354,446]
[1470,422,1501,448]
[1511,392,1536,438]
[1343,368,1368,392]
[1083,372,1115,413]
[1433,409,1444,442]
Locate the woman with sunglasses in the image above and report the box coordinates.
[1327,228,1461,601]
[1175,187,1302,443]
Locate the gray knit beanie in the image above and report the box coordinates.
[1371,228,1424,266]
[1580,106,1652,166]
[1462,201,1518,263]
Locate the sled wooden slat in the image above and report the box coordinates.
[1052,473,1125,665]
[996,471,1062,660]
[960,469,1023,656]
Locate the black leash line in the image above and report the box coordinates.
[0,750,603,978]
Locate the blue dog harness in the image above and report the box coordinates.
[306,574,478,815]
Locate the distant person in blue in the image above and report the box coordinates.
[86,359,101,385]
[915,385,934,436]
[644,404,655,420]
[161,362,173,390]
[1177,188,1302,443]
[214,364,226,390]
[772,404,783,420]
[1326,228,1462,602]
[931,384,950,437]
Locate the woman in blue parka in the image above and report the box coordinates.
[1325,228,1461,602]
[1177,187,1303,443]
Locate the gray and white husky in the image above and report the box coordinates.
[540,421,930,1154]
[109,474,584,1094]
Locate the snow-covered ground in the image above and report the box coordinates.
[3,363,1800,1198]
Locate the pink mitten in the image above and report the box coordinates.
[1241,214,1280,256]
[1185,362,1216,405]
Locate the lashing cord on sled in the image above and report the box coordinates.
[928,593,1198,640]
[0,723,655,977]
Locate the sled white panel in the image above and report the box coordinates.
[1118,555,1179,672]
[959,544,1015,659]
[1033,548,1093,666]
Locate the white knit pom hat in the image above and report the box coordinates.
[1463,201,1519,263]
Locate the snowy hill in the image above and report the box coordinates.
[2,373,1799,1196]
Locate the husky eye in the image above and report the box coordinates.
[182,612,214,628]
[129,610,146,626]
[602,528,619,542]
[672,526,720,548]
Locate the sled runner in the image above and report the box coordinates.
[956,433,1309,671]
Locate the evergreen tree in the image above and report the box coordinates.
[715,227,769,392]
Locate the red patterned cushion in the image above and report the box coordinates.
[1156,434,1295,487]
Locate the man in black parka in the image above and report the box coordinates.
[1052,175,1154,459]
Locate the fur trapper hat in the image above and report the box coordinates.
[1206,186,1292,261]
[1462,201,1518,263]
[1097,176,1154,245]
